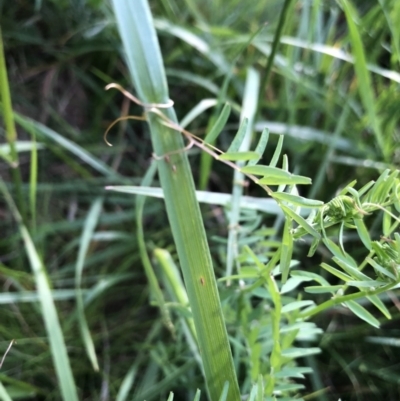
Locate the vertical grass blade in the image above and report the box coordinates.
[136,163,175,334]
[0,27,25,221]
[258,0,294,109]
[226,68,260,283]
[111,1,241,399]
[0,181,79,401]
[340,0,386,158]
[29,130,38,234]
[75,197,103,371]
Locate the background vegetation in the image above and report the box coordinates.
[1,0,399,400]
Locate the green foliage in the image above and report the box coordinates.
[1,0,400,400]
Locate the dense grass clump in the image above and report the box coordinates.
[1,1,400,400]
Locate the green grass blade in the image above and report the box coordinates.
[29,131,38,234]
[107,185,285,215]
[378,0,400,66]
[0,381,13,401]
[14,114,120,179]
[269,135,284,168]
[280,221,293,283]
[247,128,269,167]
[340,0,386,158]
[0,27,25,222]
[116,322,162,401]
[226,67,260,283]
[111,1,241,399]
[75,197,103,371]
[204,103,231,143]
[136,163,175,334]
[0,181,79,401]
[198,25,265,190]
[154,248,197,339]
[258,0,295,110]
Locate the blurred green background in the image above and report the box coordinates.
[1,0,399,400]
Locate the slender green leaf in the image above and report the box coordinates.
[280,204,321,239]
[272,192,324,208]
[323,237,357,267]
[347,280,385,288]
[269,135,284,167]
[0,27,25,221]
[180,98,217,129]
[332,257,372,282]
[281,300,315,314]
[0,181,79,401]
[219,151,259,161]
[321,262,352,282]
[290,270,331,287]
[305,285,344,294]
[204,103,231,143]
[354,218,372,250]
[247,128,269,167]
[281,347,320,358]
[258,174,311,185]
[15,114,120,179]
[75,197,103,371]
[365,337,400,347]
[345,300,380,328]
[29,133,38,234]
[136,163,174,334]
[280,219,293,283]
[340,0,385,156]
[217,382,229,401]
[227,118,248,152]
[367,295,391,320]
[367,258,397,281]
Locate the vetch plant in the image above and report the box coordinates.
[1,1,399,400]
[107,0,400,399]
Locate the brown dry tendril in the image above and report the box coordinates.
[103,83,274,196]
[103,83,174,147]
